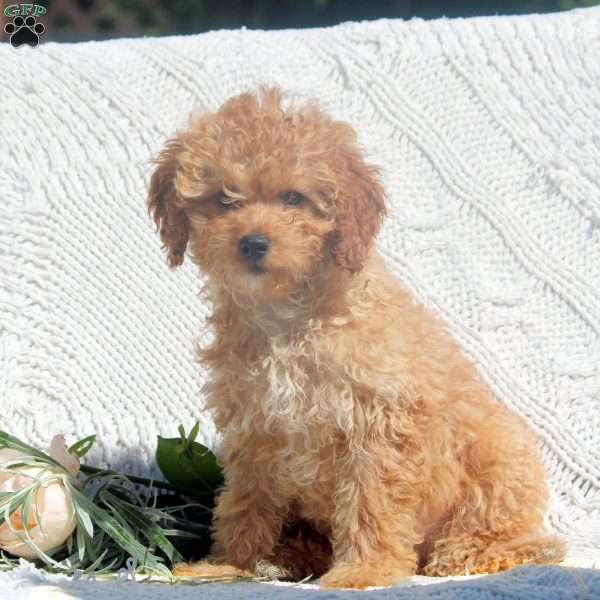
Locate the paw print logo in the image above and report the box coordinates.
[4,15,45,48]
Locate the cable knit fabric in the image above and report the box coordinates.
[1,6,599,597]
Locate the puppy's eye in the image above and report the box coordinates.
[280,191,305,207]
[216,193,239,210]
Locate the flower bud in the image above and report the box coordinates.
[0,439,78,559]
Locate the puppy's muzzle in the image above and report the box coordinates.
[238,234,270,264]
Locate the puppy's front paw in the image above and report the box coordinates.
[172,561,253,579]
[319,561,412,589]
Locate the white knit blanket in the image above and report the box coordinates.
[1,6,600,598]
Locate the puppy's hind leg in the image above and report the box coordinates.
[422,530,565,576]
[422,415,565,576]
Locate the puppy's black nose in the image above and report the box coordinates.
[238,234,270,262]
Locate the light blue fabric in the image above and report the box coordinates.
[2,565,599,599]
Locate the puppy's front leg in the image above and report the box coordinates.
[320,437,421,589]
[211,476,284,573]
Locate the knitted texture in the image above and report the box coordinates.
[1,6,599,586]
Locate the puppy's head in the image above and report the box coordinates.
[147,88,386,300]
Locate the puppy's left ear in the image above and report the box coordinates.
[330,155,387,273]
[147,139,190,269]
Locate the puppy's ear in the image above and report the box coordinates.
[330,155,387,273]
[147,139,190,269]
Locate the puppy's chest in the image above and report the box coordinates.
[275,431,338,522]
[241,332,349,428]
[239,336,345,508]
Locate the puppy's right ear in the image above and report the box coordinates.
[147,139,190,268]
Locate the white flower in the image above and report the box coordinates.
[0,436,79,559]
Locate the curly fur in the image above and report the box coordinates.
[148,87,564,589]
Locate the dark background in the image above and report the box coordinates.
[2,0,599,42]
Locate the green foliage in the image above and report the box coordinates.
[68,435,96,459]
[108,0,600,33]
[156,423,224,493]
[0,430,215,578]
[44,0,600,41]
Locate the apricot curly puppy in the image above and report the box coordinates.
[148,87,564,589]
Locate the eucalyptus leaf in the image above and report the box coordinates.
[0,485,35,527]
[67,485,164,570]
[3,487,64,568]
[0,431,213,577]
[20,488,34,539]
[100,491,183,564]
[0,432,64,471]
[76,522,86,562]
[68,435,96,459]
[85,547,111,573]
[74,505,94,538]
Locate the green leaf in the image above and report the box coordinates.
[85,547,111,573]
[33,485,45,535]
[187,422,200,445]
[156,436,223,492]
[68,435,96,459]
[66,532,74,556]
[0,431,212,577]
[66,484,164,570]
[75,521,87,562]
[74,505,94,538]
[0,432,63,471]
[100,491,183,564]
[159,529,205,538]
[20,488,34,539]
[0,485,35,527]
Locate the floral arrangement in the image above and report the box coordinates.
[0,426,244,583]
